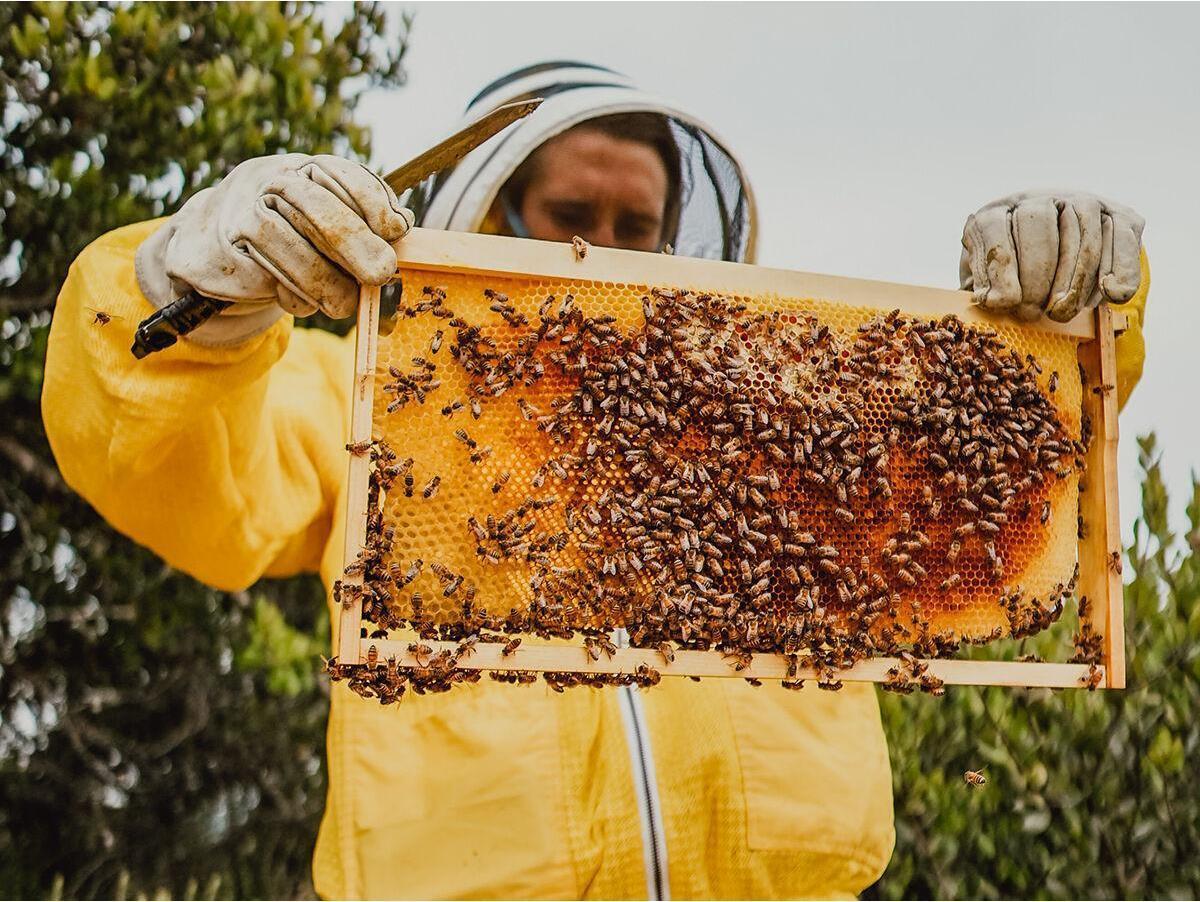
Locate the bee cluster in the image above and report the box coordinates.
[327,278,1087,703]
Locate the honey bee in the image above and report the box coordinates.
[404,471,415,497]
[723,650,753,672]
[963,770,986,787]
[454,635,478,660]
[442,399,463,417]
[571,235,590,260]
[401,559,423,586]
[501,636,522,656]
[366,644,379,668]
[1108,550,1123,574]
[1040,500,1051,524]
[422,475,442,499]
[1082,663,1104,690]
[491,472,511,494]
[1048,371,1059,393]
[430,330,444,353]
[454,428,477,449]
[93,311,112,326]
[940,573,961,591]
[657,642,676,664]
[345,440,372,455]
[470,398,483,419]
[407,642,433,667]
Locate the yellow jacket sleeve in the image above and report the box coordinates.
[42,220,354,591]
[1115,248,1150,412]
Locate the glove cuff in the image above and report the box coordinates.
[134,220,286,348]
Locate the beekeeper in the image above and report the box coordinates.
[42,62,1149,899]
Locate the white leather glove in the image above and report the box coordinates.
[135,153,413,346]
[959,190,1144,323]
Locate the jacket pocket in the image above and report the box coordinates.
[724,681,895,858]
[345,682,578,899]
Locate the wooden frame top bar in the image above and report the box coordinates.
[390,227,1095,340]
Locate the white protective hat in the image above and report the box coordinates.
[410,62,758,263]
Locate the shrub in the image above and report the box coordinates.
[870,434,1200,899]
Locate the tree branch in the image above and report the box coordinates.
[0,435,67,493]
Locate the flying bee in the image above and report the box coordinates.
[93,311,112,325]
[422,475,442,499]
[963,770,986,787]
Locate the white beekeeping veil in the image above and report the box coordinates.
[409,62,758,263]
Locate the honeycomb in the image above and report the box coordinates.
[353,267,1085,673]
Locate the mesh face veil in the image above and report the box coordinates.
[408,62,758,263]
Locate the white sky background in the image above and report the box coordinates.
[349,1,1200,541]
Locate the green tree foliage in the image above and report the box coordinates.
[0,3,409,897]
[870,434,1200,899]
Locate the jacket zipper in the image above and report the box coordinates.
[615,630,670,900]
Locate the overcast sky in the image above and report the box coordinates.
[351,1,1200,539]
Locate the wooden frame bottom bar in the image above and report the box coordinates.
[370,639,1101,689]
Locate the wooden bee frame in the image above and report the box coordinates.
[337,228,1126,690]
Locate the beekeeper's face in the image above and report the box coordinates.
[518,127,669,252]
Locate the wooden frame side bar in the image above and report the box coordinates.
[1076,305,1126,688]
[369,638,1099,689]
[337,285,381,664]
[389,228,1094,340]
